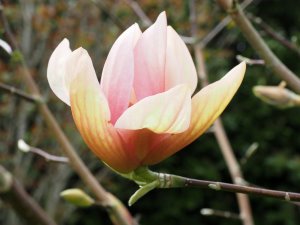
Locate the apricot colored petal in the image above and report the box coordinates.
[115,84,191,134]
[67,49,137,173]
[143,62,246,165]
[165,26,198,93]
[133,12,167,100]
[101,24,142,124]
[47,38,72,105]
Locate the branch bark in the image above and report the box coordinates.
[218,1,300,94]
[190,1,254,225]
[0,165,57,225]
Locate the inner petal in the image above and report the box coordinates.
[114,84,192,134]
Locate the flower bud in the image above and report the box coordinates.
[60,188,95,207]
[253,84,300,108]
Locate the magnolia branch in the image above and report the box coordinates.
[249,14,300,57]
[201,208,241,220]
[0,82,40,103]
[184,178,300,202]
[0,165,57,225]
[18,139,69,163]
[218,0,300,94]
[199,0,253,48]
[127,168,300,206]
[189,1,254,225]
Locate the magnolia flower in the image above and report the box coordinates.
[47,12,246,173]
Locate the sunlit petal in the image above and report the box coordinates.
[47,38,72,105]
[115,84,191,134]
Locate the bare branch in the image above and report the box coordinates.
[122,0,151,27]
[201,208,241,220]
[249,14,300,57]
[189,1,254,225]
[0,82,41,103]
[236,55,265,65]
[0,165,58,225]
[218,1,300,94]
[198,0,253,48]
[18,139,69,164]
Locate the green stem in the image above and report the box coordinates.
[127,167,300,205]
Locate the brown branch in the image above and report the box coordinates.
[18,139,69,164]
[218,1,300,94]
[249,15,300,57]
[122,0,152,27]
[0,165,57,225]
[200,208,241,220]
[189,1,254,225]
[236,55,265,66]
[213,120,254,225]
[89,0,126,30]
[185,177,300,202]
[122,0,195,44]
[0,82,40,103]
[0,5,135,225]
[198,0,253,48]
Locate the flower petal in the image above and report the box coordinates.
[101,24,142,124]
[115,84,192,134]
[67,48,137,173]
[133,11,167,100]
[143,62,246,165]
[165,26,198,93]
[47,38,72,105]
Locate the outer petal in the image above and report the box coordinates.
[133,12,167,100]
[47,38,72,105]
[101,24,142,124]
[165,26,198,93]
[143,62,246,165]
[115,84,191,134]
[67,48,138,173]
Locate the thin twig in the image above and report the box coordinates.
[0,165,58,225]
[249,14,300,57]
[236,55,265,65]
[18,139,69,163]
[200,208,241,220]
[0,5,134,225]
[122,0,151,27]
[198,0,253,48]
[89,0,126,30]
[185,177,300,202]
[122,0,195,44]
[219,1,300,94]
[189,1,254,225]
[0,82,40,103]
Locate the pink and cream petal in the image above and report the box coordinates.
[101,24,142,124]
[143,62,246,165]
[133,11,167,100]
[115,84,192,134]
[47,38,72,105]
[165,26,198,93]
[67,48,137,173]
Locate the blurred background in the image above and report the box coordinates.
[1,0,300,224]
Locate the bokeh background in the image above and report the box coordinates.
[1,0,300,224]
